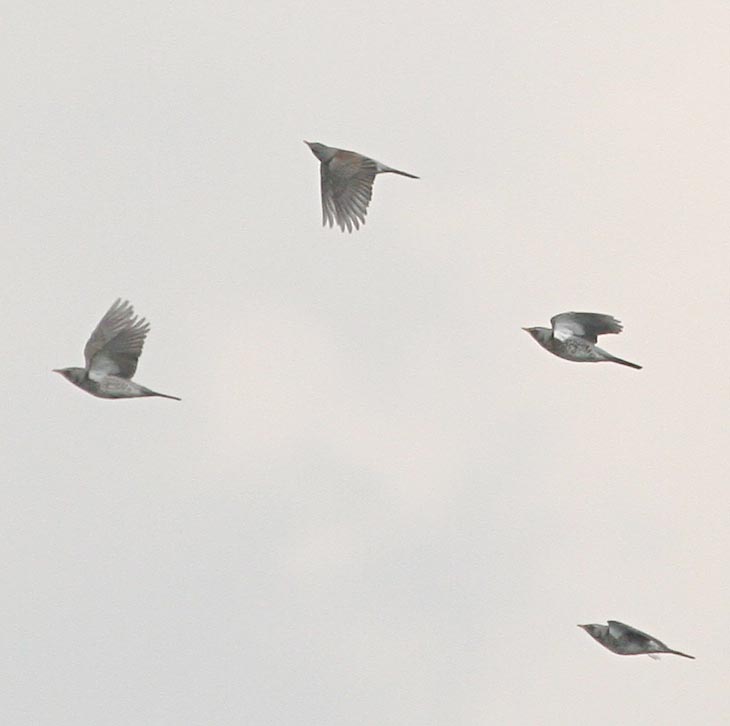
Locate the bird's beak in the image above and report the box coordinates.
[303,140,311,145]
[52,369,62,374]
[521,327,530,332]
[577,624,586,629]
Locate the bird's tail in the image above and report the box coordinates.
[608,355,642,370]
[597,349,642,369]
[666,649,695,659]
[144,387,181,401]
[380,165,419,179]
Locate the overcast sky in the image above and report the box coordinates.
[2,2,729,724]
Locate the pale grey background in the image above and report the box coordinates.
[2,2,729,724]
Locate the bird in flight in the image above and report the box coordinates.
[523,312,641,369]
[54,299,181,401]
[305,141,418,232]
[578,620,694,659]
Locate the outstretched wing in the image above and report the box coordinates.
[551,312,623,343]
[84,299,150,380]
[321,152,377,233]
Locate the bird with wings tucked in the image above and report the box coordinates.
[578,620,694,659]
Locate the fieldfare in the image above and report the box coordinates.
[305,141,418,232]
[578,621,694,659]
[523,312,641,369]
[54,299,181,400]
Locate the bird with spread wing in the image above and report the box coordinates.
[305,141,418,233]
[54,299,180,401]
[523,311,642,369]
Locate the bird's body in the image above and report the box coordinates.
[305,141,418,232]
[523,312,641,369]
[54,299,180,401]
[579,621,694,659]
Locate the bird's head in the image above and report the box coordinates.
[522,326,551,345]
[304,141,336,163]
[53,367,85,385]
[577,624,602,637]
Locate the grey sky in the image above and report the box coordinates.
[2,2,729,724]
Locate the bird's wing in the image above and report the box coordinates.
[550,312,623,343]
[84,299,150,380]
[320,164,337,229]
[607,621,633,638]
[321,152,377,232]
[607,620,654,647]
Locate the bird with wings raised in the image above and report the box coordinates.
[54,299,180,400]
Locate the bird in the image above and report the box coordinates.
[304,141,418,232]
[578,621,694,659]
[522,311,642,369]
[54,299,181,401]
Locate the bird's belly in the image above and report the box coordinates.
[557,338,596,362]
[97,376,144,398]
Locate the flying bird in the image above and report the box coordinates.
[54,299,181,401]
[523,312,641,369]
[305,141,418,232]
[578,621,694,659]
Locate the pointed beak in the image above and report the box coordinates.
[521,327,530,332]
[303,140,311,146]
[577,624,586,629]
[52,369,62,374]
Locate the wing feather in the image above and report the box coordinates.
[551,312,623,343]
[321,154,377,233]
[84,299,150,380]
[608,620,655,648]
